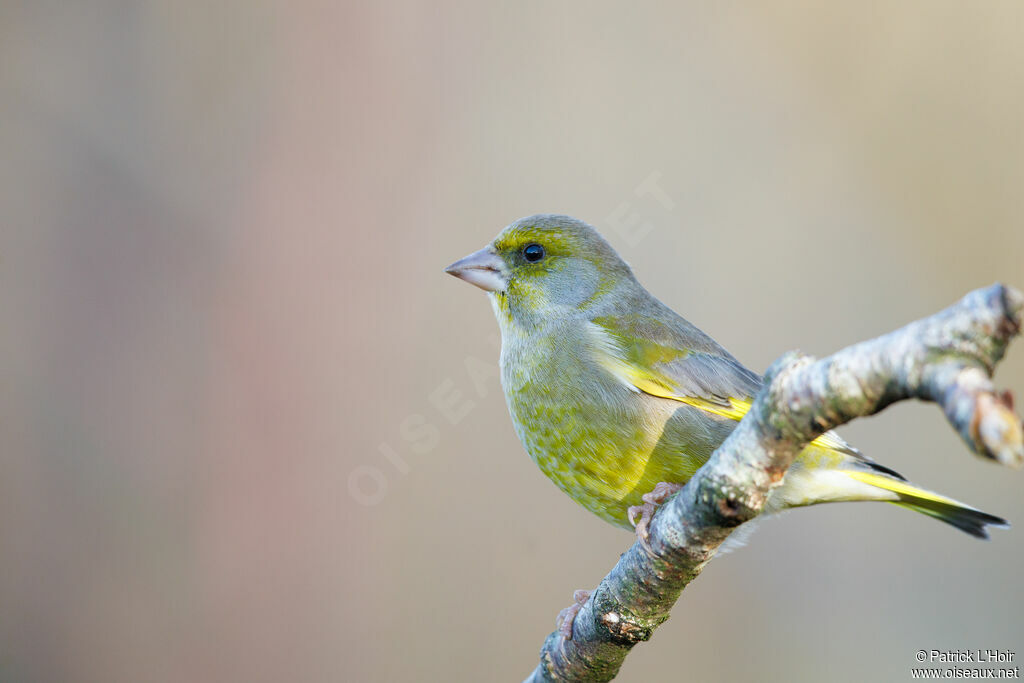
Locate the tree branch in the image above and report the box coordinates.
[524,283,1024,683]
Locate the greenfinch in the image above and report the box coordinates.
[445,214,1007,538]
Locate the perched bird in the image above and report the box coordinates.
[445,214,1007,542]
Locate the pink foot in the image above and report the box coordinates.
[627,482,683,540]
[556,589,591,639]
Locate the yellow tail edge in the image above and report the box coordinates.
[845,470,1009,540]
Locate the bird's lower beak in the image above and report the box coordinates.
[444,247,507,293]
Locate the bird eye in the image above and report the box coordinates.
[523,243,545,262]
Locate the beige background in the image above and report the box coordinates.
[2,2,1023,682]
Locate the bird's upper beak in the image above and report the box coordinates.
[444,247,507,292]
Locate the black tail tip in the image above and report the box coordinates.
[947,511,1010,540]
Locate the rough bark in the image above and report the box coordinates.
[524,283,1024,683]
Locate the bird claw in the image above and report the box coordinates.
[556,589,591,639]
[627,482,683,541]
[627,502,656,539]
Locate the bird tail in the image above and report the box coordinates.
[773,452,1009,539]
[842,469,1009,539]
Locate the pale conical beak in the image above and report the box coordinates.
[444,247,507,292]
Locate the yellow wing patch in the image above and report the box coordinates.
[636,380,751,421]
[635,381,850,454]
[585,321,849,452]
[586,321,750,418]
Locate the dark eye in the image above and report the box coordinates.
[523,243,545,262]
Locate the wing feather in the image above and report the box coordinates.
[586,313,864,458]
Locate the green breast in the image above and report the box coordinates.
[500,325,721,528]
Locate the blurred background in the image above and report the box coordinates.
[2,2,1023,682]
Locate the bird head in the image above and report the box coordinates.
[445,214,635,326]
